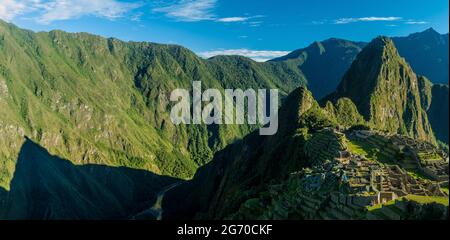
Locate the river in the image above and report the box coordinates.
[132,182,182,220]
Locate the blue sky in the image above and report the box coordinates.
[1,0,448,61]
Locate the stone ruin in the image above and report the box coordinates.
[294,136,448,219]
[231,129,449,220]
[349,131,449,184]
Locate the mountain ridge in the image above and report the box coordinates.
[324,36,435,143]
[270,28,449,100]
[0,20,306,189]
[392,27,449,84]
[270,38,366,99]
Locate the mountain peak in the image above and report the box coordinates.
[374,35,394,43]
[423,27,439,35]
[327,36,435,143]
[310,41,326,54]
[322,38,364,47]
[405,27,443,40]
[368,36,396,50]
[391,27,448,85]
[278,87,318,128]
[358,36,403,65]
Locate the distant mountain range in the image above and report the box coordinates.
[0,20,448,219]
[270,38,366,99]
[271,28,449,99]
[393,28,449,85]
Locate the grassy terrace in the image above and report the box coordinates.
[417,152,443,161]
[367,200,396,211]
[346,138,392,163]
[367,194,449,212]
[405,195,449,206]
[346,137,435,181]
[406,170,433,181]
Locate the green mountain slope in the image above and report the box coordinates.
[271,38,366,99]
[393,28,449,84]
[0,20,306,190]
[325,37,435,143]
[323,98,365,128]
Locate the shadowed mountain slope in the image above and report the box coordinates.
[271,38,366,99]
[428,84,449,144]
[163,87,336,219]
[0,137,179,220]
[416,76,449,144]
[393,28,449,84]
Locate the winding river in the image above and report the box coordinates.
[132,182,182,220]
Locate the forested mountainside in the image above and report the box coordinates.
[163,37,449,220]
[0,20,306,191]
[324,37,435,143]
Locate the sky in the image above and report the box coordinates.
[0,0,449,61]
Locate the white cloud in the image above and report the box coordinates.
[0,0,140,24]
[405,21,428,25]
[216,17,248,22]
[153,0,263,24]
[335,16,402,24]
[0,0,28,21]
[39,0,140,24]
[248,21,262,27]
[198,49,290,62]
[131,12,143,22]
[153,0,217,22]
